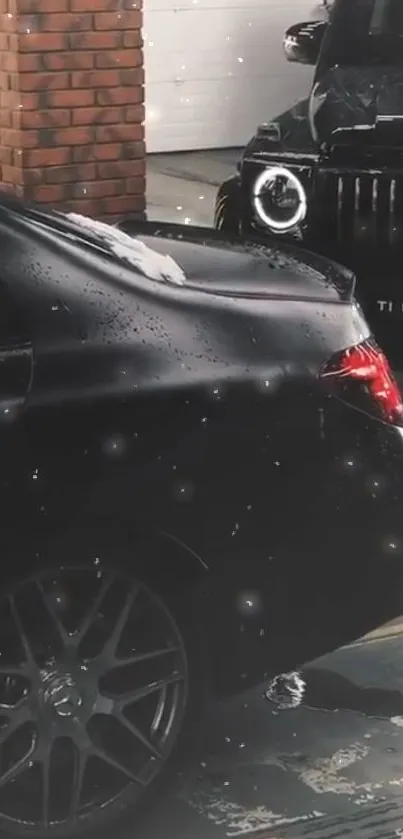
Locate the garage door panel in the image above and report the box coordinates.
[144,1,319,152]
[146,0,317,11]
[144,7,314,83]
[146,72,313,152]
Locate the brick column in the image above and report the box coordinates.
[0,0,145,220]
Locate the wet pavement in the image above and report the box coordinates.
[146,149,241,227]
[140,629,403,839]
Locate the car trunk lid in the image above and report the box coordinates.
[118,220,356,305]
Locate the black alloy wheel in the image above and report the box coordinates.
[0,565,189,836]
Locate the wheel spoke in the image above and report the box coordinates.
[0,704,31,748]
[9,596,35,669]
[91,745,144,786]
[117,673,184,709]
[69,746,87,822]
[36,582,70,647]
[0,734,36,787]
[0,754,32,787]
[114,711,162,759]
[116,646,180,667]
[75,574,114,645]
[0,664,27,677]
[104,585,139,662]
[41,747,51,827]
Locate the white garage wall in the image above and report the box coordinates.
[144,1,325,153]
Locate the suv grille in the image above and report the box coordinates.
[313,170,403,251]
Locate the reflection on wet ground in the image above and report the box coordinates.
[294,667,403,719]
[140,633,403,839]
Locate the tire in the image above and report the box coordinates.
[0,534,204,838]
[214,177,241,235]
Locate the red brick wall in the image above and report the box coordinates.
[0,0,145,219]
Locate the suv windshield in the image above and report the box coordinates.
[319,0,403,70]
[343,0,403,35]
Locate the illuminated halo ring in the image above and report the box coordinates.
[253,166,307,232]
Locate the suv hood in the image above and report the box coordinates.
[310,65,403,146]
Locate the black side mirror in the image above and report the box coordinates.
[283,20,328,66]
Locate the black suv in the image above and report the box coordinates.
[214,0,403,369]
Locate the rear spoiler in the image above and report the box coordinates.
[118,218,357,304]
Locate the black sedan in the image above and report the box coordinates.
[0,194,403,836]
[214,0,403,371]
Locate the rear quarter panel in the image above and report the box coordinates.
[17,333,403,694]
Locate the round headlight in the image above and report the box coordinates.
[253,167,307,232]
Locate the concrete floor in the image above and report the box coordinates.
[139,629,403,839]
[146,149,241,228]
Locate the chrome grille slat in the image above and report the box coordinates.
[337,176,343,239]
[316,171,403,250]
[389,178,397,245]
[372,177,378,216]
[354,176,360,212]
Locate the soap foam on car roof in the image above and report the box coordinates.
[66,212,186,287]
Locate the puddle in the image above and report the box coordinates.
[266,667,403,720]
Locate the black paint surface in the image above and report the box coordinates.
[0,193,402,699]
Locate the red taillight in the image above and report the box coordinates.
[320,338,403,425]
